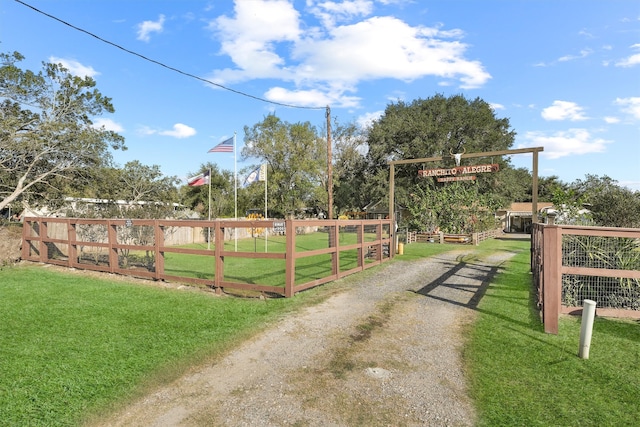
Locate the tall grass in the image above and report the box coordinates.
[465,240,640,426]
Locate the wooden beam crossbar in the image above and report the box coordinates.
[387,147,545,257]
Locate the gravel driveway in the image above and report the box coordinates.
[95,248,515,427]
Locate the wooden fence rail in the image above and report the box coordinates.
[532,223,640,334]
[21,217,392,297]
[406,228,502,245]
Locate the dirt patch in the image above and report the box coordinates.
[0,224,22,267]
[90,249,517,427]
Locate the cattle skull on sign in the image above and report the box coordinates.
[449,147,466,167]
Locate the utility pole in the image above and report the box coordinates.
[326,105,333,219]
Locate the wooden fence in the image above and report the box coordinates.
[406,228,503,245]
[21,217,392,297]
[532,223,640,334]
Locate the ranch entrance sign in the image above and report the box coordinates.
[387,147,544,257]
[418,163,499,182]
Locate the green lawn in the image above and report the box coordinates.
[2,237,638,426]
[163,231,380,286]
[0,266,322,426]
[465,239,640,426]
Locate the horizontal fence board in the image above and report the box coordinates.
[219,281,285,295]
[220,250,285,259]
[293,247,336,259]
[562,307,640,319]
[160,247,215,256]
[562,266,640,279]
[22,217,392,297]
[73,241,110,248]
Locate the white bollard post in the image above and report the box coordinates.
[578,299,597,359]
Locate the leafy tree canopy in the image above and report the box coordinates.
[328,117,368,214]
[571,174,640,228]
[60,162,179,219]
[362,94,516,208]
[242,114,325,217]
[0,51,125,211]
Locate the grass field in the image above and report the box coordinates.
[465,240,640,426]
[0,265,331,426]
[162,231,383,287]
[2,237,638,426]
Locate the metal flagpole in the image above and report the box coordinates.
[263,163,268,252]
[207,167,211,250]
[234,132,238,252]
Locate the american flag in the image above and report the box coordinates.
[208,137,234,153]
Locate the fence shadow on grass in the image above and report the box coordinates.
[411,258,537,332]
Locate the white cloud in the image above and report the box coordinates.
[489,103,505,111]
[136,14,165,42]
[210,0,300,80]
[615,44,640,67]
[207,1,490,107]
[293,17,489,88]
[541,101,588,121]
[139,123,196,138]
[614,97,640,120]
[49,57,99,78]
[137,126,156,136]
[92,118,124,132]
[522,129,610,159]
[158,123,197,138]
[264,86,361,108]
[356,110,383,129]
[308,0,374,28]
[604,116,620,124]
[578,29,595,39]
[619,180,640,192]
[558,48,593,62]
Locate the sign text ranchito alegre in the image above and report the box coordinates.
[418,163,499,178]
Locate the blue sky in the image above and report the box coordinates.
[2,0,639,190]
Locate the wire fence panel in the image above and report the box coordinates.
[562,234,640,309]
[532,223,640,333]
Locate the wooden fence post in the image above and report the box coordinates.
[108,220,118,273]
[21,219,31,260]
[543,225,561,334]
[39,220,47,263]
[285,220,295,297]
[154,220,164,280]
[214,221,224,293]
[331,221,339,276]
[357,221,365,268]
[68,219,77,268]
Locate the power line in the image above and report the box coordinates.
[14,0,324,111]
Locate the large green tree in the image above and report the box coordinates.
[0,52,125,211]
[329,117,368,214]
[571,175,640,228]
[70,161,180,219]
[363,94,517,209]
[242,114,325,217]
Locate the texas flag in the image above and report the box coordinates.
[187,170,210,186]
